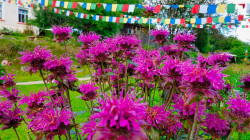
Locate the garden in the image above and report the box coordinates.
[1,1,250,140]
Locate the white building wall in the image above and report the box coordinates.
[0,0,39,35]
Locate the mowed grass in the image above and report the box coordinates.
[0,84,91,140]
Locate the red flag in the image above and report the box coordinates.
[238,4,246,9]
[70,11,73,15]
[207,17,213,23]
[183,24,186,27]
[212,25,216,29]
[246,25,249,28]
[100,16,103,20]
[154,5,161,13]
[248,19,250,22]
[116,17,120,23]
[180,18,185,24]
[122,4,129,12]
[197,25,200,28]
[238,15,244,21]
[97,3,101,8]
[84,14,87,18]
[169,24,172,27]
[120,15,124,18]
[56,9,59,13]
[52,1,56,7]
[72,2,78,8]
[191,5,200,14]
[30,3,34,8]
[229,25,232,28]
[157,18,161,23]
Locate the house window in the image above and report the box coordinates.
[0,3,2,19]
[18,8,28,23]
[128,28,132,34]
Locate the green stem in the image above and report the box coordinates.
[14,128,20,140]
[152,83,157,106]
[84,100,92,114]
[189,101,200,140]
[124,56,128,95]
[148,16,151,50]
[226,125,236,140]
[39,69,56,109]
[165,83,175,110]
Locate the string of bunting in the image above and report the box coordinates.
[3,0,250,15]
[52,7,250,29]
[51,7,247,25]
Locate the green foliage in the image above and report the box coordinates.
[230,45,248,63]
[195,29,210,53]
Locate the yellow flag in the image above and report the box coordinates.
[112,4,118,12]
[123,18,128,23]
[192,24,195,27]
[27,0,31,4]
[106,16,109,22]
[45,0,49,6]
[75,13,78,17]
[217,4,226,13]
[64,2,69,8]
[143,18,147,23]
[165,19,170,24]
[190,18,196,24]
[11,0,15,4]
[219,17,225,23]
[179,5,184,8]
[87,3,91,10]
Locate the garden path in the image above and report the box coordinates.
[16,77,91,85]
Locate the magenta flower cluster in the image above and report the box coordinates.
[52,25,72,42]
[151,29,169,44]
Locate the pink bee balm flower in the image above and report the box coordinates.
[145,105,169,129]
[44,55,73,80]
[226,94,250,124]
[114,34,142,52]
[162,44,183,57]
[0,72,16,88]
[0,87,21,103]
[28,108,73,139]
[0,108,23,130]
[198,52,232,67]
[143,5,158,17]
[19,90,49,111]
[172,94,206,121]
[79,82,99,101]
[151,29,169,44]
[239,73,250,92]
[80,119,97,140]
[75,49,90,65]
[52,25,72,43]
[19,45,52,73]
[88,42,109,63]
[201,114,230,139]
[78,32,101,49]
[181,64,226,103]
[173,32,197,48]
[92,93,147,132]
[0,100,13,115]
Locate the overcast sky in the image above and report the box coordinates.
[227,0,250,43]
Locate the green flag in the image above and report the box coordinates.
[161,18,165,24]
[194,25,197,28]
[213,17,219,23]
[227,4,235,13]
[225,25,228,29]
[59,10,62,14]
[119,18,124,23]
[184,5,194,9]
[103,16,106,21]
[49,0,52,5]
[139,18,143,24]
[117,4,123,11]
[86,14,90,19]
[68,2,73,8]
[242,25,246,28]
[91,3,96,10]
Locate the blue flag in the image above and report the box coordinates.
[106,4,112,11]
[195,18,201,24]
[61,1,64,7]
[170,5,179,9]
[225,16,231,22]
[207,5,217,14]
[82,3,87,9]
[170,18,175,24]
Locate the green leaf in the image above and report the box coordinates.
[127,60,137,66]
